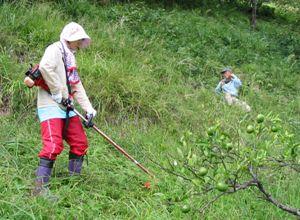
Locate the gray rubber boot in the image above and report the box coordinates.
[36,165,52,184]
[32,158,58,201]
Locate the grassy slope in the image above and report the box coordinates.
[0,1,299,219]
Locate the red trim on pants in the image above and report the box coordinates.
[38,116,88,160]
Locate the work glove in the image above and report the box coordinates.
[84,107,97,128]
[86,107,97,118]
[52,93,63,104]
[61,97,74,110]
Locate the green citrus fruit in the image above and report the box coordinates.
[271,125,279,132]
[207,127,215,136]
[216,182,228,192]
[256,114,265,123]
[246,125,254,133]
[199,167,208,176]
[181,205,191,213]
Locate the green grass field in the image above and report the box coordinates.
[0,1,299,219]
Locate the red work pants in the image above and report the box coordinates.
[38,116,88,160]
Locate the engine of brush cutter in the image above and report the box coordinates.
[24,64,50,92]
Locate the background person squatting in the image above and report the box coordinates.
[215,67,251,112]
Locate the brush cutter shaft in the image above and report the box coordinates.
[73,109,154,177]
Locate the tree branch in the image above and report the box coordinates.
[149,158,192,181]
[199,179,256,214]
[199,192,225,214]
[249,166,300,217]
[230,179,257,192]
[268,157,300,172]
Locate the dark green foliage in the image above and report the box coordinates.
[259,3,276,17]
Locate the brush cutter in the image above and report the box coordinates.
[72,108,154,178]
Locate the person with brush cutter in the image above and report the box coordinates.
[29,22,97,198]
[25,23,155,194]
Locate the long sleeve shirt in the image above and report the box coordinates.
[37,42,93,122]
[215,74,242,97]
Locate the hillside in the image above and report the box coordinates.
[0,1,299,219]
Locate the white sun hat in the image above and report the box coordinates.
[60,22,91,48]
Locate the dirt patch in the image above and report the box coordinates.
[0,95,10,116]
[0,109,10,116]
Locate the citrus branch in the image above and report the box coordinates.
[149,158,192,181]
[268,157,300,172]
[199,179,256,214]
[249,166,300,217]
